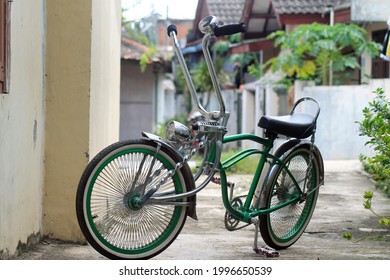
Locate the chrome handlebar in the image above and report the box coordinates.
[168,16,247,121]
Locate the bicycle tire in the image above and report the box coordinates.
[76,139,192,259]
[259,146,320,249]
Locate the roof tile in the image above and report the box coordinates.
[272,0,351,14]
[207,0,246,24]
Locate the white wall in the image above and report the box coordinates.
[43,0,122,242]
[241,89,256,134]
[352,0,390,21]
[294,79,390,160]
[90,0,121,157]
[0,0,45,257]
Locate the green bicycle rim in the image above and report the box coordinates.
[84,147,184,257]
[268,151,318,243]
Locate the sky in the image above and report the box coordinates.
[122,0,198,20]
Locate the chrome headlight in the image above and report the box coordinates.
[165,121,192,143]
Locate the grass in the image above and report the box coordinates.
[190,149,260,175]
[221,149,260,175]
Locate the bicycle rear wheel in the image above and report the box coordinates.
[76,139,192,259]
[259,147,320,249]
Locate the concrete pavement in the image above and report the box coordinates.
[15,160,390,260]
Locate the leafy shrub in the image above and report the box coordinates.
[343,88,390,242]
[264,22,381,86]
[356,88,390,195]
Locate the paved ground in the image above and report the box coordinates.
[15,160,390,260]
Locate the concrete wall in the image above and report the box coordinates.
[239,78,390,159]
[0,0,45,258]
[294,79,390,160]
[43,0,93,241]
[44,0,121,242]
[352,0,390,22]
[90,0,121,157]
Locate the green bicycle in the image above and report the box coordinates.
[76,15,324,260]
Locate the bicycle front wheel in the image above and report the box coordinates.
[76,139,192,259]
[259,147,320,249]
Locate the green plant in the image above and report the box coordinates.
[342,191,390,242]
[356,88,390,194]
[121,10,159,73]
[264,22,381,86]
[343,89,390,242]
[139,46,157,72]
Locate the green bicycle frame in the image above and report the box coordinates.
[217,133,303,224]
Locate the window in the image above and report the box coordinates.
[372,29,390,79]
[0,0,11,93]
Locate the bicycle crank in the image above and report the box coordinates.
[224,196,250,231]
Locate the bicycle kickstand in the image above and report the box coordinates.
[252,218,280,257]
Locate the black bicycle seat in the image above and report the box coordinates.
[258,113,316,139]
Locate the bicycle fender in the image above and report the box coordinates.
[274,139,324,184]
[142,132,198,220]
[142,132,179,154]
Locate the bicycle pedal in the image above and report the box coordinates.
[254,245,280,257]
[211,177,235,187]
[211,177,221,185]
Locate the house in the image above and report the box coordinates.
[120,36,162,140]
[0,0,121,258]
[188,0,390,90]
[120,16,194,140]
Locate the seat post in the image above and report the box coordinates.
[265,129,278,140]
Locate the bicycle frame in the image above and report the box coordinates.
[220,134,307,224]
[145,132,309,225]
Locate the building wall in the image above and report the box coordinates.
[43,0,93,241]
[90,0,121,158]
[120,60,154,140]
[352,0,390,22]
[294,79,390,160]
[0,0,45,258]
[43,0,121,242]
[361,22,388,83]
[157,19,193,50]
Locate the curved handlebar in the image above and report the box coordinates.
[214,23,247,37]
[167,16,247,121]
